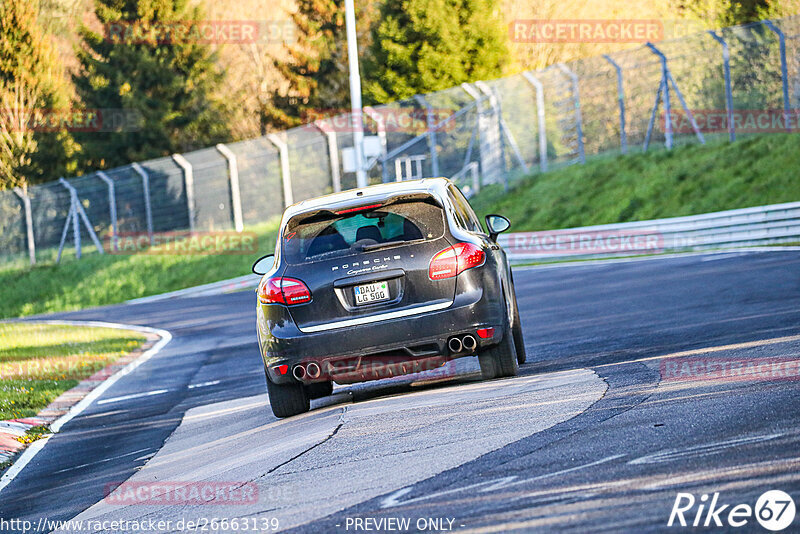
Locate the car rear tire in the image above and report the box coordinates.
[305,381,333,400]
[266,376,309,418]
[478,324,519,379]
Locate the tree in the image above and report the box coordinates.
[0,0,76,190]
[74,0,230,170]
[667,0,800,27]
[261,0,380,132]
[363,0,510,104]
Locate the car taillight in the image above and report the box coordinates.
[429,243,485,280]
[477,327,495,339]
[258,277,312,305]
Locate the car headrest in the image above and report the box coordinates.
[355,225,382,243]
[403,218,423,240]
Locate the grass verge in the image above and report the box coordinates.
[0,323,146,420]
[470,134,800,231]
[0,219,279,319]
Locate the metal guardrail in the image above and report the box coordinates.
[499,201,800,263]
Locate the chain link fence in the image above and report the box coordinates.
[1,15,798,266]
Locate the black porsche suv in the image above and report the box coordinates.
[253,178,525,417]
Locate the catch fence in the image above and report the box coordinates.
[2,15,798,265]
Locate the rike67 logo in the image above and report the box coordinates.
[669,490,796,531]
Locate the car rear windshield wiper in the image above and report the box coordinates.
[361,238,425,252]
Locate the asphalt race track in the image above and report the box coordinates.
[1,250,799,533]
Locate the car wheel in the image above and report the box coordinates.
[305,381,333,400]
[266,375,309,418]
[478,324,519,379]
[512,298,527,364]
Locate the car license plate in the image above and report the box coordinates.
[354,281,390,305]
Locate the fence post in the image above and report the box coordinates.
[414,95,440,177]
[643,77,665,152]
[666,69,706,146]
[394,159,402,182]
[763,20,791,132]
[56,195,75,263]
[644,43,705,149]
[215,143,243,232]
[602,54,627,153]
[476,81,528,177]
[131,163,154,243]
[312,121,342,193]
[63,179,80,259]
[266,133,294,207]
[473,82,512,191]
[12,187,35,265]
[363,106,387,152]
[470,162,479,193]
[328,130,342,193]
[640,42,707,152]
[707,31,735,142]
[57,177,105,259]
[646,43,672,150]
[461,83,483,172]
[95,171,118,239]
[556,63,586,164]
[521,71,548,172]
[474,82,512,184]
[363,106,388,183]
[171,154,196,231]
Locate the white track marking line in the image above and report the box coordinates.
[53,448,154,474]
[593,334,800,370]
[381,455,623,508]
[96,389,169,405]
[95,379,220,406]
[629,433,783,465]
[523,454,626,482]
[182,400,265,422]
[188,380,220,389]
[700,252,746,262]
[0,320,172,496]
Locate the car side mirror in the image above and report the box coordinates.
[485,214,511,241]
[252,254,275,275]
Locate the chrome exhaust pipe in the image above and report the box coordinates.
[448,337,463,354]
[292,365,306,381]
[462,335,477,352]
[306,362,321,379]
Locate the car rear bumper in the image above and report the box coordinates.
[260,284,505,384]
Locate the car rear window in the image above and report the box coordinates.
[282,195,445,264]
